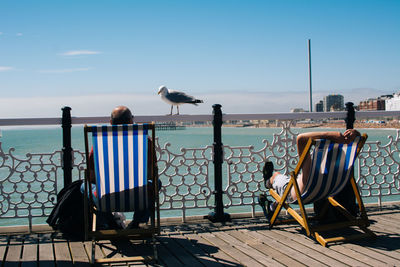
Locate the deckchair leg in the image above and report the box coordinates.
[153,233,158,262]
[91,238,95,265]
[314,232,328,247]
[269,176,312,236]
[291,173,312,236]
[350,177,369,224]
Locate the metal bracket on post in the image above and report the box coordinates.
[345,102,355,129]
[206,104,230,223]
[62,106,73,187]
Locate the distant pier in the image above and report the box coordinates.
[155,123,186,131]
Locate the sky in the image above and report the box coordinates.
[0,0,399,118]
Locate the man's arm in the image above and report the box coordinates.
[297,129,360,154]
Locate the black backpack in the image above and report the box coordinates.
[46,180,86,239]
[47,180,122,239]
[314,180,358,223]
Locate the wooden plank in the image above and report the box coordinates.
[52,233,73,267]
[1,205,400,267]
[376,213,400,225]
[367,223,400,255]
[94,240,118,265]
[343,243,400,266]
[328,243,386,266]
[38,233,55,267]
[376,214,400,231]
[268,221,390,265]
[69,240,90,266]
[369,222,399,237]
[197,222,263,266]
[4,234,23,267]
[235,229,307,267]
[21,234,37,267]
[156,236,185,266]
[200,231,263,266]
[281,225,375,266]
[380,210,400,220]
[245,229,326,267]
[350,235,400,261]
[275,226,369,266]
[91,239,148,266]
[0,235,9,263]
[216,230,285,266]
[177,232,225,266]
[157,235,207,267]
[175,224,241,267]
[106,239,150,265]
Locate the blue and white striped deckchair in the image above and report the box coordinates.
[83,123,159,264]
[297,137,361,205]
[268,133,375,246]
[91,124,149,213]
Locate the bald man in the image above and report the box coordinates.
[86,106,160,229]
[259,129,361,219]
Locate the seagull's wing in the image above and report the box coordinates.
[166,90,198,104]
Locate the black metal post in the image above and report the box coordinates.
[340,101,358,216]
[345,102,355,129]
[62,106,73,187]
[207,104,230,223]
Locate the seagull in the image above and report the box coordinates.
[157,85,203,115]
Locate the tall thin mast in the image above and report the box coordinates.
[308,39,313,112]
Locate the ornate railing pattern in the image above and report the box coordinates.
[154,138,214,220]
[0,142,61,229]
[1,111,400,227]
[358,131,400,206]
[224,120,301,215]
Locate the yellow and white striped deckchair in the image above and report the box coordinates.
[268,133,375,246]
[84,123,159,264]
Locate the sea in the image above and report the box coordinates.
[0,126,399,226]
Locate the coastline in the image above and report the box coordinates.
[222,121,400,130]
[294,121,400,130]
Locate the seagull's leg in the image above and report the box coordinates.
[170,105,173,115]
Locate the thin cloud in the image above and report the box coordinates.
[0,66,15,72]
[60,50,102,56]
[38,67,91,73]
[0,89,392,118]
[16,33,23,36]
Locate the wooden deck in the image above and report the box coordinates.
[1,204,400,266]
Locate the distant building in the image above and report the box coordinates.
[315,100,324,112]
[386,93,400,111]
[324,94,344,111]
[358,97,386,111]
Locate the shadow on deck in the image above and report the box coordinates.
[1,204,400,266]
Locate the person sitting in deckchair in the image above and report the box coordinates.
[260,129,360,217]
[85,105,161,229]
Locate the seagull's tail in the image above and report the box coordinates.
[189,99,204,106]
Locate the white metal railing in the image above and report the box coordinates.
[1,110,400,227]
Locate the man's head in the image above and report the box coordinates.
[110,106,133,125]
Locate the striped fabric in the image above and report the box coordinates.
[91,124,149,212]
[295,137,361,204]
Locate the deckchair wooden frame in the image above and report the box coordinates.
[83,123,160,264]
[268,134,375,246]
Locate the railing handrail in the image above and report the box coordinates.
[1,110,400,127]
